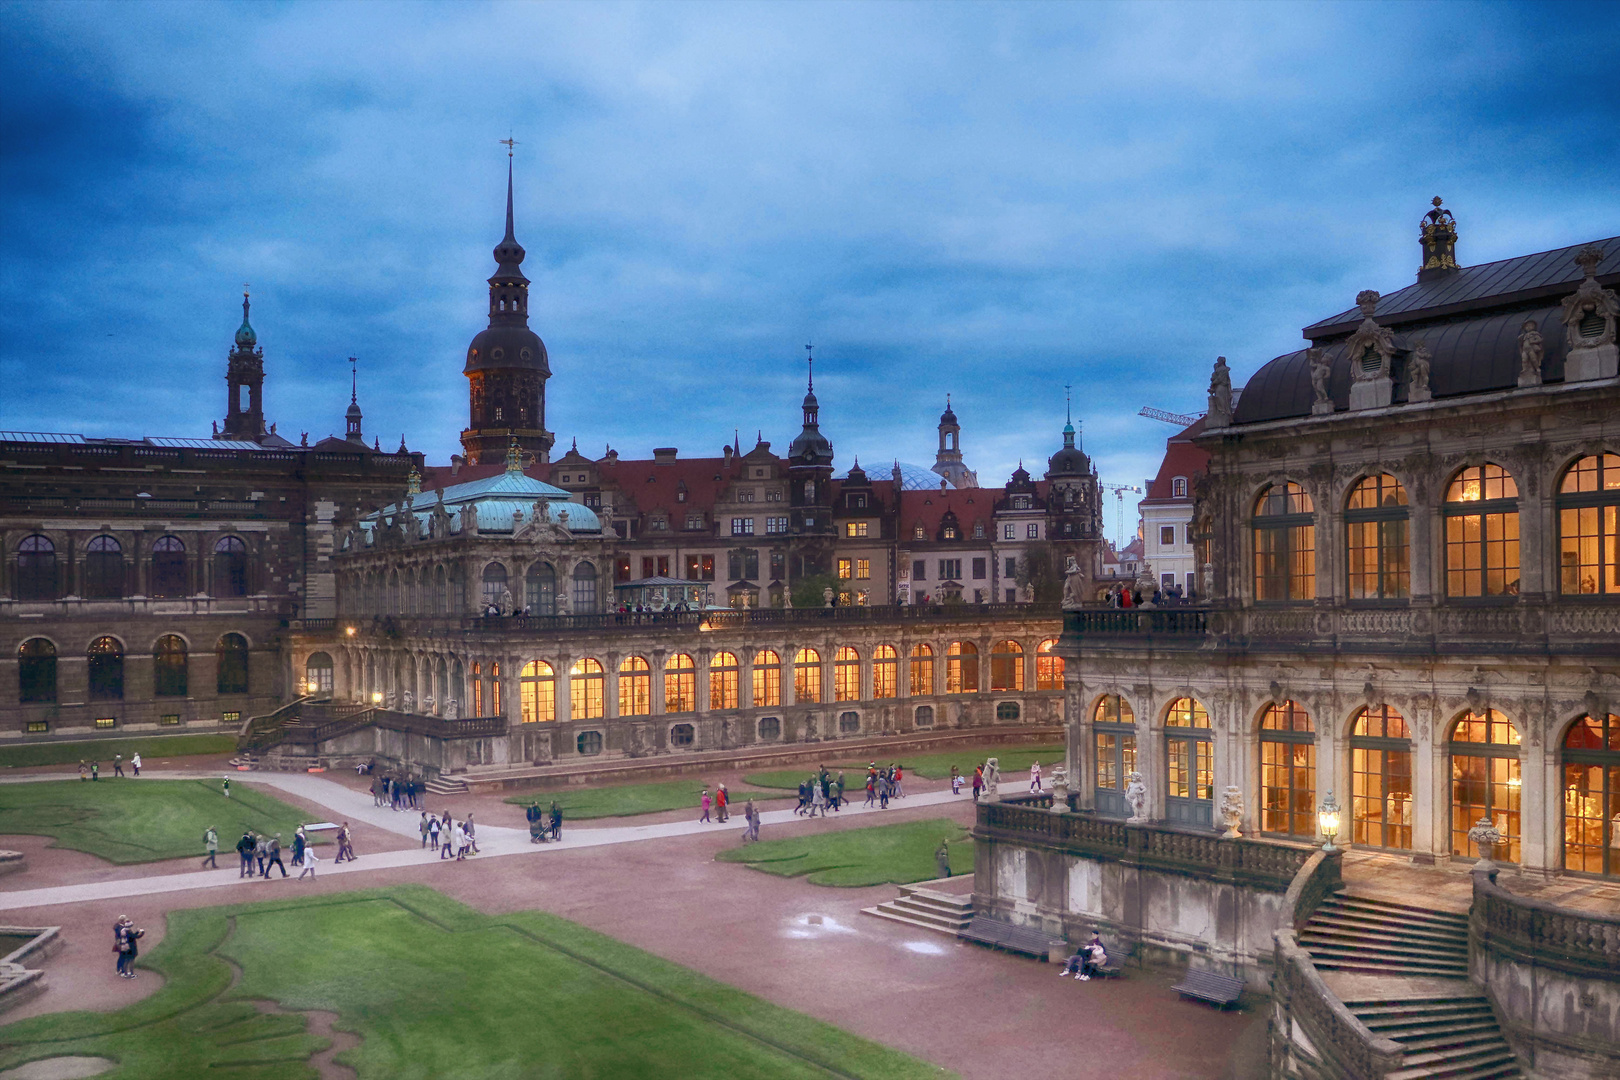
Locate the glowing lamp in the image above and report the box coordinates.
[1317,791,1342,853]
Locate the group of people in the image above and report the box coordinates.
[78,752,141,781]
[370,773,424,811]
[699,783,733,822]
[1104,582,1191,608]
[1059,933,1111,981]
[416,811,480,860]
[794,771,845,816]
[232,824,336,880]
[524,801,564,843]
[862,762,904,808]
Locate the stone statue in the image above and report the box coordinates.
[1206,356,1233,426]
[402,689,415,713]
[422,694,435,716]
[384,688,397,710]
[1467,816,1503,866]
[499,587,514,616]
[1408,342,1433,403]
[1219,786,1244,838]
[823,586,835,608]
[443,697,459,720]
[981,757,1001,802]
[1517,319,1544,387]
[534,499,551,523]
[557,508,569,529]
[1061,558,1086,610]
[1308,348,1333,414]
[1124,771,1148,822]
[1047,765,1069,814]
[1200,561,1214,599]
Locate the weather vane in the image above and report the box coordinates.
[500,135,518,157]
[805,342,814,390]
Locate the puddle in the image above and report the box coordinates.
[782,913,859,940]
[901,939,947,955]
[0,1058,117,1080]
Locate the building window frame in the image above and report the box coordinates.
[1346,474,1411,602]
[1252,481,1315,603]
[1443,463,1521,599]
[1093,694,1136,819]
[1349,704,1412,850]
[1449,709,1521,863]
[1556,453,1620,597]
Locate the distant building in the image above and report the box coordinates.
[1138,418,1210,598]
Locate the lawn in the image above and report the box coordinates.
[0,886,953,1080]
[717,818,973,886]
[0,733,237,770]
[0,778,324,864]
[743,743,1064,789]
[503,779,790,820]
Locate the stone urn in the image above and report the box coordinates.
[1467,816,1503,868]
[1047,765,1069,813]
[1219,785,1244,839]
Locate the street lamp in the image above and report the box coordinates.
[306,680,320,696]
[371,691,383,706]
[345,626,357,637]
[1317,791,1342,853]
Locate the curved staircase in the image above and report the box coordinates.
[1300,893,1470,978]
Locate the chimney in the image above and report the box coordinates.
[450,454,464,477]
[723,444,734,467]
[653,447,678,464]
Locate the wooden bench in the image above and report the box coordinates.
[958,915,1064,961]
[1171,968,1245,1008]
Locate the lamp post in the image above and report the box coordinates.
[1318,791,1342,853]
[306,680,320,696]
[371,690,383,706]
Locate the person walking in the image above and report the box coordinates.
[131,752,142,777]
[699,788,712,823]
[222,776,230,799]
[91,760,100,781]
[526,801,545,843]
[335,822,356,863]
[743,798,760,842]
[291,828,307,873]
[369,777,381,806]
[202,825,218,869]
[453,821,468,861]
[262,834,287,878]
[439,820,454,860]
[419,812,432,849]
[935,840,953,879]
[549,801,562,842]
[79,759,89,781]
[429,814,443,852]
[893,764,904,798]
[715,784,729,823]
[971,765,983,801]
[297,840,319,881]
[254,833,268,876]
[113,753,124,778]
[1030,760,1043,792]
[864,774,877,807]
[236,830,256,877]
[465,813,479,854]
[950,765,962,795]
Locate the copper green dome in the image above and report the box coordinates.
[234,293,257,348]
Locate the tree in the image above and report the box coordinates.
[791,573,839,609]
[1015,542,1064,603]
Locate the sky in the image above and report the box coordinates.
[3,1,1618,544]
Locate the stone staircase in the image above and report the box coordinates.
[424,774,469,796]
[1299,892,1470,978]
[862,884,973,935]
[1342,995,1522,1080]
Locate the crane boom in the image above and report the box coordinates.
[1100,483,1143,545]
[1139,406,1203,426]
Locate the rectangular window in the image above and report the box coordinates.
[160,714,180,725]
[1003,558,1015,579]
[26,721,48,734]
[837,558,853,580]
[845,522,869,537]
[1162,573,1175,589]
[855,558,870,580]
[1347,518,1410,599]
[727,549,759,580]
[731,518,755,536]
[1446,511,1520,597]
[651,518,668,531]
[1161,526,1176,546]
[972,558,986,580]
[912,559,926,581]
[685,514,705,530]
[1003,524,1015,539]
[766,488,782,502]
[1006,589,1016,603]
[641,557,655,579]
[1173,478,1188,498]
[1560,505,1620,595]
[1186,525,1195,545]
[222,711,241,724]
[766,517,788,534]
[685,555,715,581]
[737,489,755,503]
[1026,524,1039,539]
[657,556,671,577]
[856,589,869,605]
[939,559,961,580]
[95,717,116,729]
[770,551,785,579]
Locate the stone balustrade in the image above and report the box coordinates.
[1271,929,1404,1079]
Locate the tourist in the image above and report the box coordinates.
[549,801,562,841]
[79,759,88,781]
[877,774,890,809]
[465,813,480,853]
[1030,760,1043,792]
[91,761,100,781]
[527,801,546,843]
[1059,934,1109,981]
[113,916,144,979]
[221,776,229,798]
[796,779,811,816]
[428,814,442,852]
[263,833,287,878]
[699,787,712,823]
[809,779,827,818]
[439,820,454,860]
[935,841,952,879]
[335,822,356,863]
[297,840,319,880]
[893,764,904,797]
[830,775,843,811]
[950,765,962,795]
[254,833,269,876]
[236,830,257,877]
[743,798,760,842]
[369,777,382,806]
[453,820,469,861]
[419,812,432,848]
[202,825,219,869]
[132,752,142,776]
[113,753,124,778]
[716,784,729,823]
[864,774,877,807]
[291,827,307,871]
[971,766,983,801]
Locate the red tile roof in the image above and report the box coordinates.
[1141,419,1209,504]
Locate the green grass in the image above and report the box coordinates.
[718,818,973,887]
[0,778,324,864]
[743,743,1064,789]
[0,886,952,1080]
[502,779,790,820]
[0,734,238,770]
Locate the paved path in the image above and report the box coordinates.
[0,772,977,912]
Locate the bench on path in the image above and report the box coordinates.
[958,915,1064,961]
[1170,968,1244,1008]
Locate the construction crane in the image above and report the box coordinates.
[1139,406,1204,427]
[1101,483,1142,545]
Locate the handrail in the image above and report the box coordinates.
[1284,849,1345,930]
[1471,865,1620,979]
[1274,929,1404,1078]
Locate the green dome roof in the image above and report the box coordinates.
[234,294,257,348]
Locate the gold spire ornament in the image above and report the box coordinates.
[1420,196,1459,273]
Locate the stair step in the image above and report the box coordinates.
[1325,896,1470,926]
[1303,913,1470,947]
[892,896,972,917]
[1313,903,1470,937]
[882,905,971,931]
[1394,1043,1519,1072]
[1300,943,1468,969]
[1359,1009,1498,1030]
[1386,1050,1520,1080]
[1310,961,1470,978]
[1300,933,1468,961]
[862,905,970,937]
[1345,998,1493,1017]
[1392,1026,1513,1052]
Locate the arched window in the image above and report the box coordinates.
[945,641,978,693]
[834,646,860,702]
[1260,701,1315,837]
[570,658,604,719]
[909,643,934,696]
[664,654,696,713]
[573,562,598,612]
[470,661,484,715]
[1346,474,1409,600]
[83,536,124,600]
[709,652,739,709]
[872,645,898,699]
[305,651,334,696]
[1164,697,1212,827]
[390,570,404,615]
[1350,705,1411,850]
[1563,713,1620,877]
[1557,453,1620,595]
[752,649,782,707]
[1444,465,1520,597]
[1450,710,1521,863]
[1252,482,1315,601]
[18,639,56,703]
[481,562,508,610]
[1036,639,1064,691]
[519,661,555,723]
[1093,695,1136,818]
[449,565,466,613]
[15,535,57,601]
[88,636,123,700]
[670,722,695,747]
[216,633,250,695]
[619,656,651,716]
[154,635,188,698]
[213,536,248,598]
[151,535,188,598]
[794,647,822,704]
[526,562,557,614]
[990,639,1023,691]
[489,661,503,715]
[758,716,781,741]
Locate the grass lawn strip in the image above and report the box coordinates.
[743,743,1063,789]
[0,734,237,770]
[718,818,973,887]
[0,886,951,1080]
[0,779,325,864]
[502,778,791,819]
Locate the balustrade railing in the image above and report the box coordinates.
[1471,866,1620,979]
[1274,930,1404,1078]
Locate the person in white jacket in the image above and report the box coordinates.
[1030,761,1043,792]
[297,842,318,880]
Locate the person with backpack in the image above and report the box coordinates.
[262,834,287,878]
[202,825,218,869]
[236,830,257,877]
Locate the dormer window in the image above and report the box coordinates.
[913,525,925,540]
[943,526,958,540]
[1013,496,1029,510]
[972,522,985,539]
[1173,477,1188,498]
[676,491,687,502]
[1360,345,1381,374]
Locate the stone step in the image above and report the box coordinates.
[1298,939,1469,968]
[1304,913,1470,948]
[1307,958,1470,979]
[862,904,969,936]
[893,891,973,917]
[1326,893,1470,923]
[1385,1046,1520,1080]
[1299,931,1468,963]
[1345,997,1493,1018]
[887,899,972,926]
[1359,1007,1499,1032]
[1393,1025,1514,1052]
[425,776,469,795]
[1315,899,1470,934]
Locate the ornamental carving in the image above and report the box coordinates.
[1345,291,1397,383]
[1561,246,1618,351]
[1517,319,1544,386]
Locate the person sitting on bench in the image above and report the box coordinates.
[1059,933,1108,980]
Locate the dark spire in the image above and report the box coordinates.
[492,152,526,278]
[345,355,364,442]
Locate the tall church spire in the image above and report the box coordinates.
[219,287,267,441]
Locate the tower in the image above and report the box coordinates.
[345,356,365,444]
[787,347,835,541]
[460,150,553,465]
[931,394,977,488]
[220,290,266,440]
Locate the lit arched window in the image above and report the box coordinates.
[1164,697,1212,826]
[1557,453,1620,595]
[1036,639,1064,690]
[18,639,56,703]
[945,641,978,693]
[794,647,822,703]
[1350,705,1411,849]
[752,649,781,707]
[527,561,557,614]
[1450,710,1520,863]
[664,654,696,713]
[872,645,898,699]
[1563,713,1620,877]
[834,646,860,702]
[909,643,934,696]
[16,535,57,601]
[619,656,651,716]
[151,535,188,598]
[1260,701,1315,837]
[519,661,555,723]
[710,652,739,710]
[154,634,188,698]
[305,651,334,695]
[1346,474,1409,600]
[1252,482,1314,601]
[1445,465,1520,597]
[470,662,483,715]
[88,636,123,700]
[213,536,248,598]
[490,662,502,715]
[216,633,249,695]
[84,536,124,600]
[570,658,604,719]
[572,562,598,612]
[1093,695,1136,817]
[481,562,509,610]
[990,639,1023,691]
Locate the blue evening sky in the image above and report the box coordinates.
[3,1,1617,543]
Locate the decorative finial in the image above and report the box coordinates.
[1419,198,1459,274]
[1065,382,1072,425]
[500,135,518,158]
[1575,245,1605,279]
[349,355,358,403]
[1432,195,1443,208]
[805,342,814,391]
[505,435,524,475]
[1357,290,1381,317]
[406,466,422,495]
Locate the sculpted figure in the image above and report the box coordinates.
[1408,342,1433,402]
[1124,771,1148,822]
[1308,348,1332,413]
[1517,319,1544,386]
[402,689,414,713]
[1047,765,1070,813]
[1219,785,1244,838]
[500,588,514,616]
[443,697,459,720]
[1061,558,1086,610]
[981,757,1001,801]
[1206,356,1233,425]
